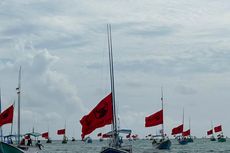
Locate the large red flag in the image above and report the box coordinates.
[182,129,190,136]
[57,129,65,135]
[80,93,113,139]
[42,132,49,139]
[214,125,222,133]
[207,129,213,135]
[145,109,163,127]
[171,124,183,135]
[0,104,14,127]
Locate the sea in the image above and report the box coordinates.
[40,139,230,153]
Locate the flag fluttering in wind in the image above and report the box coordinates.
[207,129,213,135]
[171,124,183,135]
[80,93,113,139]
[214,125,222,133]
[57,129,65,135]
[42,132,49,139]
[145,109,163,127]
[0,104,14,127]
[182,129,190,137]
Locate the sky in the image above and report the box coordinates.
[0,0,230,140]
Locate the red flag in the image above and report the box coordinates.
[171,124,183,135]
[182,129,190,136]
[145,109,163,127]
[97,133,102,137]
[42,132,49,139]
[0,104,14,127]
[57,129,65,135]
[80,93,113,139]
[214,125,222,133]
[126,133,131,138]
[102,133,111,138]
[207,129,213,135]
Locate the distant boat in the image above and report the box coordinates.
[145,88,171,150]
[71,137,76,142]
[57,128,68,144]
[172,109,188,145]
[182,118,193,143]
[42,132,52,143]
[214,125,226,142]
[207,122,216,141]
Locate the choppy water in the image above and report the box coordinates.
[40,139,230,153]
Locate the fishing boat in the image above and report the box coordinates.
[0,67,41,153]
[41,132,52,143]
[172,109,188,145]
[80,24,132,153]
[57,126,68,144]
[182,118,193,143]
[145,88,171,150]
[71,137,76,142]
[214,125,226,142]
[207,122,216,141]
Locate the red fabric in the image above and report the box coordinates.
[80,93,113,139]
[126,133,131,138]
[97,133,102,137]
[24,135,30,139]
[171,124,183,135]
[0,104,14,127]
[182,129,190,136]
[57,129,65,135]
[145,109,163,127]
[207,129,213,135]
[214,125,222,133]
[42,132,49,139]
[102,133,111,138]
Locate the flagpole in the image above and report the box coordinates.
[16,66,21,145]
[0,88,3,141]
[161,87,164,138]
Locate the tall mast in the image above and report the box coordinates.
[211,121,214,137]
[16,66,21,145]
[189,117,191,135]
[182,108,184,134]
[0,88,2,141]
[161,87,164,138]
[107,24,118,146]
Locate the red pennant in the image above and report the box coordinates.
[145,109,163,127]
[214,125,222,133]
[171,124,183,135]
[182,129,190,136]
[42,132,49,139]
[207,129,213,135]
[57,129,65,135]
[0,104,14,127]
[80,93,113,139]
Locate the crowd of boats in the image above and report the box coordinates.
[0,24,227,153]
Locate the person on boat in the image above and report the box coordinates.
[20,138,26,145]
[27,136,32,146]
[36,140,44,150]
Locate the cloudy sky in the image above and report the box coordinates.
[0,0,230,140]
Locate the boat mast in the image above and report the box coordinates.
[16,66,21,145]
[107,24,118,146]
[189,117,191,136]
[161,87,164,138]
[0,88,2,141]
[182,108,184,136]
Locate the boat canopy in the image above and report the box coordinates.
[24,132,41,137]
[105,129,132,136]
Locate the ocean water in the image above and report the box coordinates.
[40,139,230,153]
